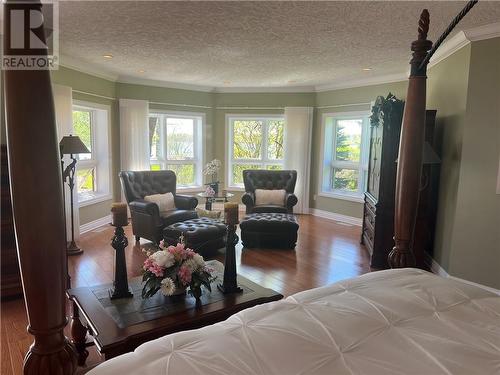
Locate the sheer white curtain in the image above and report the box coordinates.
[284,107,313,214]
[53,84,79,239]
[119,99,150,173]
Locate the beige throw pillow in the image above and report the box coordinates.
[144,192,175,215]
[254,189,286,206]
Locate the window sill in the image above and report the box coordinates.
[177,186,204,193]
[225,186,245,192]
[78,193,113,207]
[318,191,364,204]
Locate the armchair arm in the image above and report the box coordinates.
[174,194,198,210]
[242,192,255,213]
[241,192,255,206]
[285,193,298,209]
[129,199,160,217]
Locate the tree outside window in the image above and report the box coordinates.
[228,116,285,187]
[320,113,369,200]
[149,113,203,188]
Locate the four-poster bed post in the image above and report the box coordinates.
[388,0,478,268]
[3,0,78,373]
[388,10,432,268]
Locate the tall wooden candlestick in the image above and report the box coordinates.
[218,203,242,294]
[109,204,133,299]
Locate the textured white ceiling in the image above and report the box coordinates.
[58,1,500,90]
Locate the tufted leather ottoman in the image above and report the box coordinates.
[163,218,227,257]
[240,213,299,249]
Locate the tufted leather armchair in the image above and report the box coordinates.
[120,170,198,244]
[241,170,298,214]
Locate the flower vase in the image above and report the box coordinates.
[209,182,219,195]
[171,285,186,296]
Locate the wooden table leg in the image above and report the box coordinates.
[70,300,89,366]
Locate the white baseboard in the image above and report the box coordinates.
[424,252,500,295]
[309,208,362,226]
[80,215,111,234]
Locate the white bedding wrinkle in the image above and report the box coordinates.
[88,269,500,375]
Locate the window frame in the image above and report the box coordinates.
[319,111,370,203]
[226,114,285,189]
[148,110,205,190]
[73,101,112,206]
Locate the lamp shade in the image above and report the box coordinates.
[59,135,90,155]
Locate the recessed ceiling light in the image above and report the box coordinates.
[362,68,372,71]
[288,80,297,84]
[138,69,145,73]
[103,54,113,59]
[223,80,231,85]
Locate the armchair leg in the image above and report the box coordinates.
[135,236,140,242]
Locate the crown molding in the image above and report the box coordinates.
[116,75,215,93]
[314,73,407,92]
[59,55,118,82]
[428,22,500,69]
[465,21,500,41]
[214,85,316,93]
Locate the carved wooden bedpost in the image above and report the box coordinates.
[3,1,78,373]
[388,10,433,268]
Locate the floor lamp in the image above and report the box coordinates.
[60,135,90,255]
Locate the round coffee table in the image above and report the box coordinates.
[197,192,234,210]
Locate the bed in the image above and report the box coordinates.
[88,269,500,375]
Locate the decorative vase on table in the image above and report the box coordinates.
[208,182,219,195]
[204,159,222,196]
[141,239,215,301]
[170,285,187,296]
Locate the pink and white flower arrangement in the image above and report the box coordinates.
[142,240,215,300]
[205,185,216,197]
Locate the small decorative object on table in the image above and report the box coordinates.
[142,238,215,300]
[218,203,243,294]
[205,185,215,197]
[109,203,133,299]
[203,159,221,195]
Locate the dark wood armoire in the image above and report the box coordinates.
[361,94,438,270]
[1,145,23,298]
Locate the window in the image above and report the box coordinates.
[320,112,370,201]
[227,115,285,188]
[149,112,203,188]
[72,102,111,205]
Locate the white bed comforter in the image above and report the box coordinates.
[89,269,500,375]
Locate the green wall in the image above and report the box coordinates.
[427,45,472,273]
[454,38,500,288]
[428,38,500,288]
[427,38,500,289]
[311,81,408,218]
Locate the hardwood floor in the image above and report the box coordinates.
[1,214,370,374]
